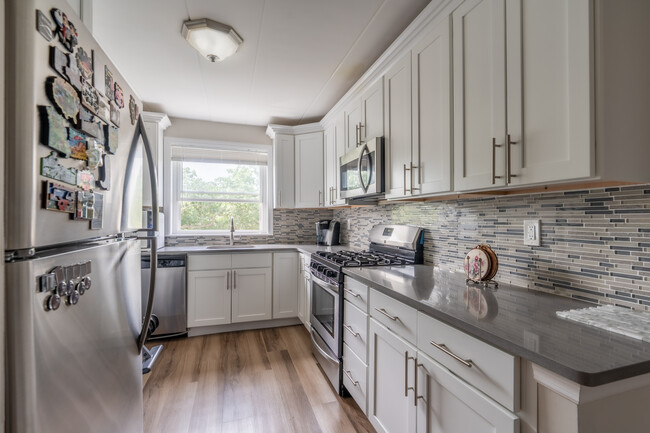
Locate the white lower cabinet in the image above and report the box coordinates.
[368,319,417,433]
[272,252,299,319]
[231,267,272,323]
[187,270,231,327]
[416,352,519,433]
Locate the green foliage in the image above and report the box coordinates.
[179,164,262,231]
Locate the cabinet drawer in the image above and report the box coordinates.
[343,300,368,363]
[343,342,367,414]
[188,254,231,271]
[369,288,417,344]
[232,253,272,268]
[344,277,369,312]
[417,312,519,412]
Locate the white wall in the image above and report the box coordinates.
[164,117,271,145]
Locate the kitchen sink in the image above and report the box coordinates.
[206,245,257,249]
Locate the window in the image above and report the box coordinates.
[167,139,273,235]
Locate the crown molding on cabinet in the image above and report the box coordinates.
[320,0,458,127]
[142,111,171,130]
[266,122,323,139]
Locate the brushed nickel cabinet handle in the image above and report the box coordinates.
[344,369,359,387]
[227,271,230,290]
[409,163,420,194]
[375,307,399,321]
[507,133,518,184]
[344,288,361,298]
[492,137,504,185]
[343,324,360,338]
[233,271,236,289]
[318,190,322,207]
[405,352,415,397]
[415,363,426,405]
[403,164,409,196]
[429,341,473,368]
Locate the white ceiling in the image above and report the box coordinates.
[92,0,431,126]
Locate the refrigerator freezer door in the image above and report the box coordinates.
[5,0,144,251]
[5,239,143,433]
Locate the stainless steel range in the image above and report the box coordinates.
[309,224,424,395]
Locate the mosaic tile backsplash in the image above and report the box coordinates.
[334,185,650,311]
[165,208,334,247]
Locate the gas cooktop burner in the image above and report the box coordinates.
[314,250,408,267]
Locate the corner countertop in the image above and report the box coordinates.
[343,265,650,387]
[155,244,353,255]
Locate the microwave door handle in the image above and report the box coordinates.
[135,115,159,354]
[357,143,370,193]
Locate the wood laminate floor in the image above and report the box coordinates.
[143,325,376,433]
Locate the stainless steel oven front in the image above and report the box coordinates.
[309,273,343,393]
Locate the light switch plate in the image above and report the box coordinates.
[523,219,541,246]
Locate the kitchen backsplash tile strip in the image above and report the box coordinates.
[165,208,334,246]
[334,185,650,311]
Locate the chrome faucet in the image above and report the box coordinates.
[229,217,235,246]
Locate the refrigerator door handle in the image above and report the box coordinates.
[134,116,160,354]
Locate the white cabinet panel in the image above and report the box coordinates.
[294,132,324,208]
[344,100,362,152]
[187,270,231,327]
[412,18,452,195]
[231,253,272,269]
[343,342,368,414]
[416,352,520,433]
[273,134,295,208]
[506,0,592,185]
[370,288,417,345]
[324,123,338,207]
[384,53,413,199]
[231,267,272,323]
[343,300,368,364]
[188,254,231,271]
[273,252,299,319]
[361,78,384,142]
[453,0,507,191]
[368,319,417,433]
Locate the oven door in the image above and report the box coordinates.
[310,274,341,358]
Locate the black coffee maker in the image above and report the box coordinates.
[316,220,340,246]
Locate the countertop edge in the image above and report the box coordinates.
[343,267,650,388]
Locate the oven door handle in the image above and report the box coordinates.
[310,330,339,364]
[310,271,340,295]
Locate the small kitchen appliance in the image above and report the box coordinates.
[339,136,384,203]
[316,220,341,246]
[309,224,423,395]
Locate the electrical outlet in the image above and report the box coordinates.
[523,219,541,246]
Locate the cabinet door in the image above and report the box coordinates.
[506,0,592,185]
[231,267,272,323]
[334,113,347,205]
[384,53,414,200]
[324,123,337,207]
[273,252,299,319]
[297,270,306,324]
[412,18,452,195]
[344,99,362,152]
[187,270,231,327]
[274,134,295,208]
[294,132,324,208]
[304,273,312,330]
[368,319,417,433]
[453,0,507,191]
[416,352,519,433]
[361,78,384,142]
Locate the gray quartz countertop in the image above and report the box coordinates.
[343,265,650,387]
[156,244,352,255]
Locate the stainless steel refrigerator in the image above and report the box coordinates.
[4,0,159,432]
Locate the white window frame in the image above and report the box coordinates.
[163,137,274,236]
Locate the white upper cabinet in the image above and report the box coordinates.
[453,0,507,191]
[384,53,414,199]
[295,131,325,208]
[454,0,593,191]
[324,122,338,207]
[142,112,171,208]
[361,78,385,142]
[273,134,295,208]
[505,0,592,185]
[411,17,452,195]
[344,99,363,152]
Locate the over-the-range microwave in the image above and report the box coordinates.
[339,137,384,202]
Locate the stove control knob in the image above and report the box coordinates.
[56,281,68,297]
[83,276,92,290]
[66,280,75,296]
[76,280,86,296]
[46,294,61,311]
[67,290,80,306]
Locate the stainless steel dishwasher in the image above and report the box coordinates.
[141,254,187,339]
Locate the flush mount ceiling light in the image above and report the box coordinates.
[181,18,243,62]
